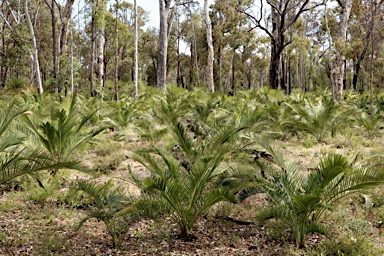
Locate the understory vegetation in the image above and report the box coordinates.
[1,86,384,255]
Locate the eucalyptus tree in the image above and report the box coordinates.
[157,0,178,89]
[95,0,107,96]
[44,0,59,92]
[210,0,254,93]
[204,0,214,92]
[0,0,27,87]
[24,0,43,94]
[114,0,119,101]
[239,0,323,91]
[87,0,107,96]
[178,4,204,89]
[43,0,76,92]
[332,0,352,102]
[133,0,138,102]
[349,0,384,92]
[157,0,196,89]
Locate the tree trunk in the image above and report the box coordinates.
[45,0,59,92]
[133,0,138,102]
[1,17,7,87]
[218,45,222,91]
[157,0,178,89]
[90,13,95,97]
[24,0,43,94]
[177,16,181,87]
[94,0,106,97]
[204,0,214,92]
[230,48,235,95]
[59,0,75,55]
[190,41,194,87]
[157,0,169,89]
[333,0,352,102]
[115,0,119,101]
[70,23,74,93]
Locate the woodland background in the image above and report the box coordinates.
[1,0,381,101]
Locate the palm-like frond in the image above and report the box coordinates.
[22,94,105,167]
[72,180,139,249]
[286,96,353,142]
[129,120,244,239]
[0,149,88,184]
[244,139,384,248]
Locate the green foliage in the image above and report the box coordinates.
[286,96,353,142]
[6,77,28,90]
[356,111,383,137]
[21,95,105,173]
[72,180,140,249]
[238,140,384,248]
[311,235,383,256]
[0,100,85,184]
[130,118,243,240]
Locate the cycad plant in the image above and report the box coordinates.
[247,142,384,248]
[21,95,105,172]
[72,180,140,249]
[0,100,84,184]
[130,120,243,240]
[356,110,382,137]
[286,96,353,142]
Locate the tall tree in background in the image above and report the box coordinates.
[58,0,75,55]
[157,0,179,89]
[24,0,43,94]
[44,0,59,91]
[95,0,106,95]
[134,0,138,101]
[204,0,214,92]
[332,0,352,101]
[349,0,382,91]
[114,0,119,101]
[240,0,322,91]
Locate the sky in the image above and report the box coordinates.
[128,0,206,28]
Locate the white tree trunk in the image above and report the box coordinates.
[204,0,214,92]
[157,0,168,89]
[333,0,352,102]
[133,0,138,101]
[157,0,179,89]
[24,0,43,94]
[114,0,119,101]
[97,29,105,95]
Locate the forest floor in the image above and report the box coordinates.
[0,132,384,255]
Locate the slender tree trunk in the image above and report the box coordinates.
[204,0,214,92]
[114,0,119,101]
[94,0,106,97]
[59,0,75,55]
[190,41,194,87]
[157,0,179,89]
[1,17,7,87]
[333,0,352,102]
[70,23,74,93]
[90,14,95,96]
[177,16,181,87]
[44,0,59,91]
[133,0,138,102]
[157,0,169,89]
[24,0,43,94]
[188,6,200,87]
[218,45,222,91]
[370,5,375,117]
[230,48,235,95]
